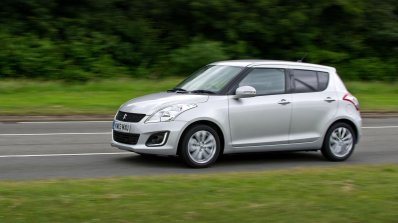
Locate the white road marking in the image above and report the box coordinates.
[0,125,396,159]
[362,126,398,129]
[0,152,132,158]
[18,121,111,124]
[0,132,111,136]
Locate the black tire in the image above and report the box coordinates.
[179,124,221,168]
[321,122,356,161]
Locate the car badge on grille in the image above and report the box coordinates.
[123,114,127,120]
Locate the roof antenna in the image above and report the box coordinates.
[297,53,307,62]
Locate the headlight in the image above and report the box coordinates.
[145,104,197,123]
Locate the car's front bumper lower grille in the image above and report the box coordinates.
[113,131,140,145]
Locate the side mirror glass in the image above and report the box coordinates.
[235,86,256,98]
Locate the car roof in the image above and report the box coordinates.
[210,60,336,72]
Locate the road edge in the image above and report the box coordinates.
[1,112,398,122]
[0,115,114,122]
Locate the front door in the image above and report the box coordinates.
[228,68,292,148]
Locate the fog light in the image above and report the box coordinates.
[146,131,169,147]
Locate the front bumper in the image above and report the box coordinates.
[111,119,187,155]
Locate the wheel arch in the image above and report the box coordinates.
[326,119,359,144]
[177,120,225,156]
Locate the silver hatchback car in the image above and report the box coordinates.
[111,60,361,167]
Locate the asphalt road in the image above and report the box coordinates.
[0,118,397,180]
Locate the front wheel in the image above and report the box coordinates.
[179,125,221,168]
[321,122,356,161]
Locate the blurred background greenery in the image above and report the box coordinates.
[0,0,397,82]
[0,0,397,115]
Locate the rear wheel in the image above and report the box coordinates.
[322,122,356,161]
[180,124,221,168]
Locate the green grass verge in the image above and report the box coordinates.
[346,81,398,112]
[0,165,397,222]
[0,78,182,115]
[0,78,397,115]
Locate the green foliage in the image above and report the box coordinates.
[341,58,397,81]
[166,40,229,75]
[0,0,397,81]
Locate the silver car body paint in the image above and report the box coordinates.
[111,60,361,156]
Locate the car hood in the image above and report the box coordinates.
[119,92,209,115]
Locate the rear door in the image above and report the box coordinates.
[289,69,338,143]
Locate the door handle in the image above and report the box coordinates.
[278,99,291,105]
[324,97,336,103]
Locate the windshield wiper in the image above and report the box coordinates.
[167,87,187,93]
[168,88,217,94]
[190,89,217,94]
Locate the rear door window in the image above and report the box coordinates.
[292,70,329,93]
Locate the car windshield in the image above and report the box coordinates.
[170,65,243,94]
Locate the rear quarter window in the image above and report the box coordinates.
[317,71,329,91]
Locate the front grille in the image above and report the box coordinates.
[116,111,146,123]
[113,131,140,145]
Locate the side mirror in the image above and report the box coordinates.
[235,86,256,98]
